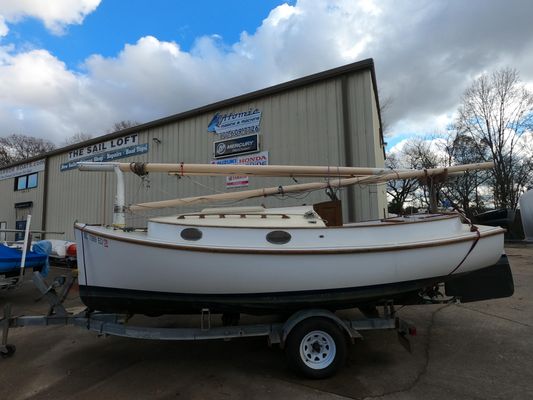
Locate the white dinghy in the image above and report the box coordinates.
[74,162,509,315]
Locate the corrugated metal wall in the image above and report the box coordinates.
[0,67,385,241]
[0,169,45,241]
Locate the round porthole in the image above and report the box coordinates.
[266,230,291,245]
[180,228,202,241]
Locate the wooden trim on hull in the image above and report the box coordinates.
[79,276,447,315]
[75,224,504,255]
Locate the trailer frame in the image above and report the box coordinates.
[1,271,415,378]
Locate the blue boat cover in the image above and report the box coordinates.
[0,242,50,276]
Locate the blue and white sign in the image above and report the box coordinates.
[60,143,149,171]
[67,133,139,161]
[213,134,260,159]
[208,108,261,138]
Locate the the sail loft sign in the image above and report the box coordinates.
[60,134,149,171]
[67,134,140,161]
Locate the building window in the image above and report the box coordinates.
[14,173,38,191]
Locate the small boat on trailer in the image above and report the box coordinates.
[74,161,511,316]
[0,245,48,289]
[0,216,51,290]
[1,161,514,379]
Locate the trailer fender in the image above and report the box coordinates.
[278,309,359,348]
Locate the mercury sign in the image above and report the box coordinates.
[67,134,139,161]
[213,134,260,159]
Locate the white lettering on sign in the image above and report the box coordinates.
[68,134,139,161]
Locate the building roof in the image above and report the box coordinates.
[1,58,383,170]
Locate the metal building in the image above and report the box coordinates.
[0,58,386,241]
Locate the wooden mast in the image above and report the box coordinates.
[112,162,412,178]
[128,162,494,211]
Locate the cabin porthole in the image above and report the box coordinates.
[180,228,202,241]
[266,230,291,245]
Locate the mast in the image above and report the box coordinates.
[128,162,495,211]
[87,162,414,178]
[77,161,495,214]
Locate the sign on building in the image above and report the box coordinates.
[0,159,45,181]
[212,151,269,189]
[67,133,140,161]
[208,108,261,138]
[213,134,260,159]
[60,143,149,171]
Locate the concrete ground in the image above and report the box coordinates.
[1,244,532,400]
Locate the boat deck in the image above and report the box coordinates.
[149,205,328,228]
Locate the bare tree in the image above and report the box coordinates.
[0,134,55,167]
[385,152,418,214]
[455,68,533,209]
[0,146,11,167]
[438,133,491,217]
[407,139,442,210]
[108,120,140,133]
[386,138,440,213]
[62,132,93,146]
[379,91,394,137]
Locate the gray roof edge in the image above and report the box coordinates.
[1,58,382,169]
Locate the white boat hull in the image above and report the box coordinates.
[74,214,505,314]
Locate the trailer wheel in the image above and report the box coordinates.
[286,317,347,379]
[1,344,16,359]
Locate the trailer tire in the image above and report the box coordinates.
[1,344,16,359]
[285,317,346,379]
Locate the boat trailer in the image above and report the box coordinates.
[1,272,416,379]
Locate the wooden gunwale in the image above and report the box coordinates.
[75,223,504,255]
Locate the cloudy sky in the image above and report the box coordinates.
[1,0,533,149]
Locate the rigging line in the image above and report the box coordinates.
[274,190,312,200]
[337,165,341,197]
[185,175,226,195]
[439,187,482,276]
[447,228,481,276]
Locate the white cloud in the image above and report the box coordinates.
[0,0,100,35]
[0,0,533,144]
[0,16,8,37]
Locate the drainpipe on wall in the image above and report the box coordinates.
[41,157,49,238]
[341,76,356,223]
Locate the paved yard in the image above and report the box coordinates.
[1,244,532,400]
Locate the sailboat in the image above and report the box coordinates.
[74,161,510,315]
